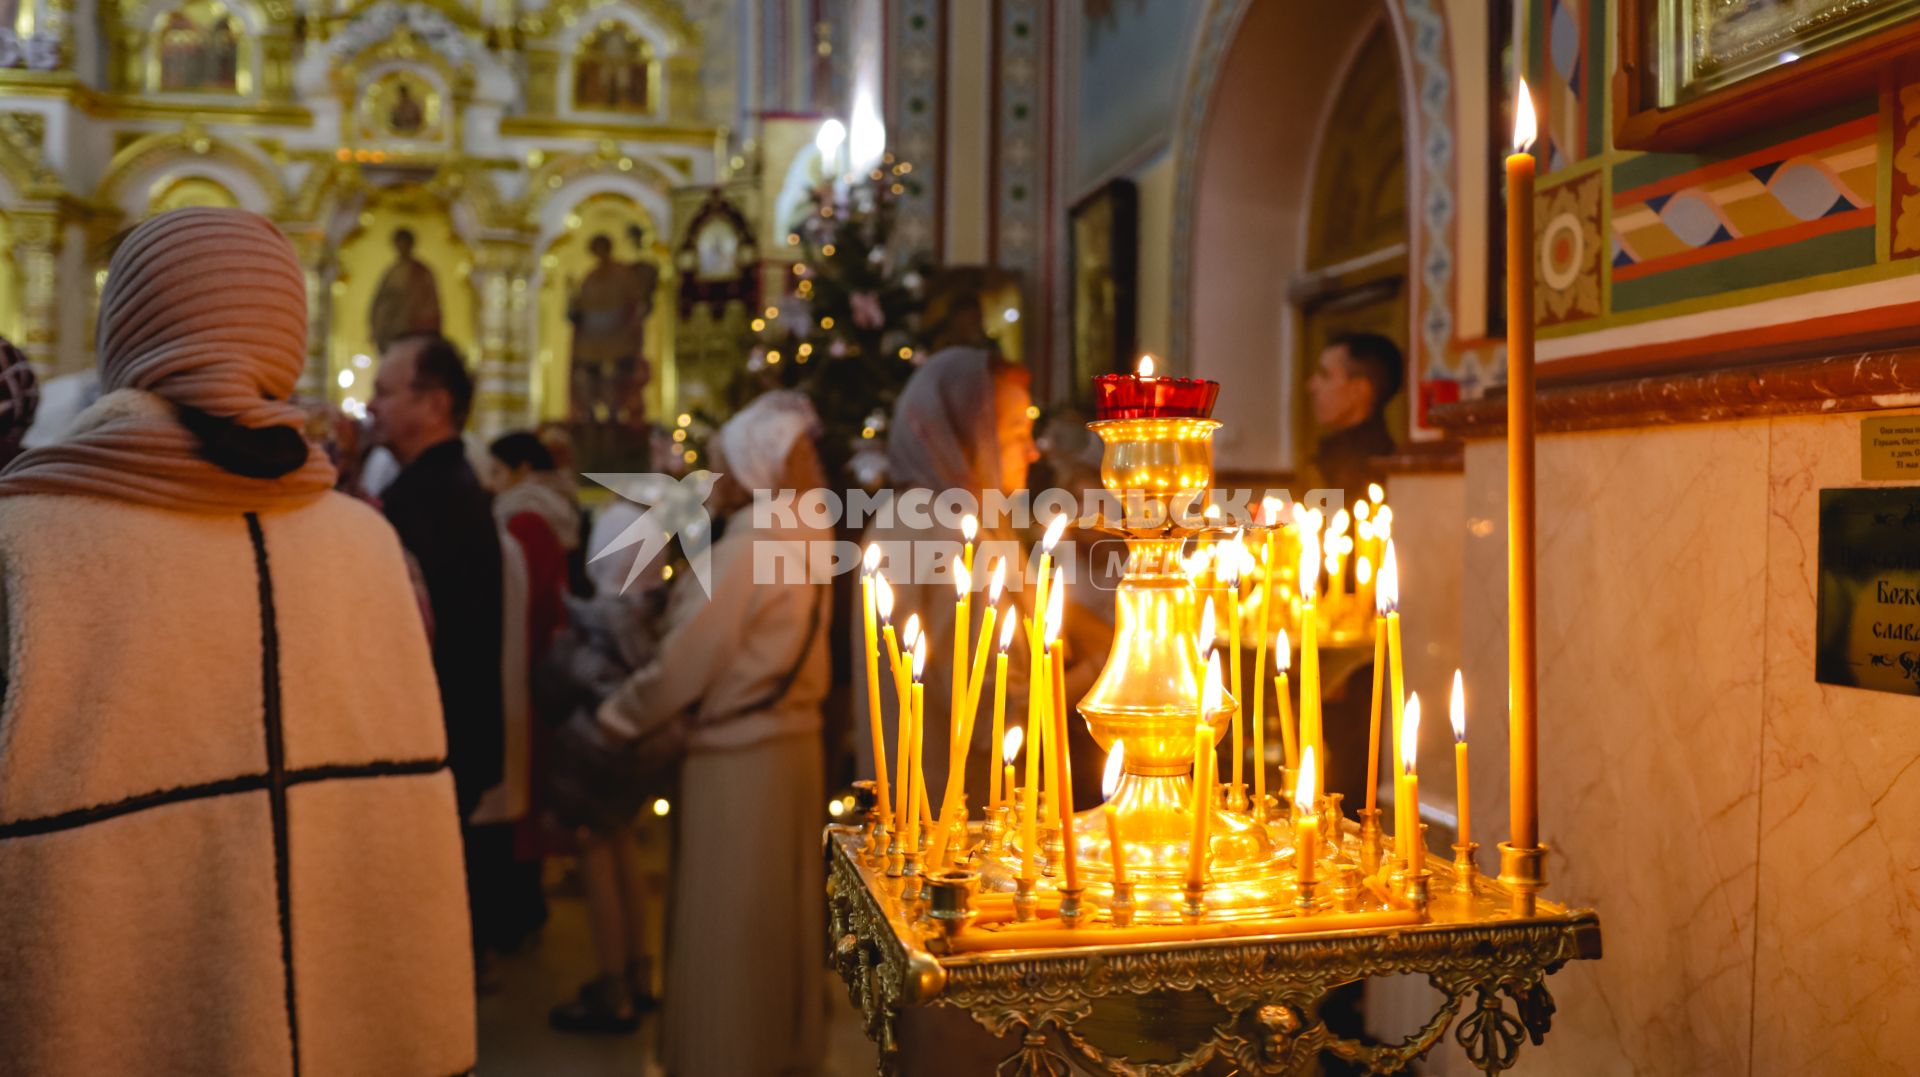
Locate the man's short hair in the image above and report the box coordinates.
[1329,332,1404,413]
[398,332,474,429]
[490,430,555,472]
[393,227,415,248]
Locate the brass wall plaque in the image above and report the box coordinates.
[1862,417,1920,480]
[1817,488,1920,695]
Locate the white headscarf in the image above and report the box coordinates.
[715,389,820,493]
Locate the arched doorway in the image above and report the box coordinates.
[328,186,475,411]
[1184,1,1406,474]
[1294,24,1409,468]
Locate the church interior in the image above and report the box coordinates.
[2,0,1919,1074]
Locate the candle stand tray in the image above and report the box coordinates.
[826,826,1601,1076]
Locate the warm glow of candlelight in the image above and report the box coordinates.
[1299,531,1321,602]
[1277,629,1290,671]
[1378,541,1399,614]
[1402,692,1421,775]
[1450,669,1466,743]
[1368,482,1385,504]
[999,610,1018,652]
[1375,504,1394,539]
[1196,596,1216,658]
[1137,353,1157,377]
[1355,500,1371,522]
[912,635,929,680]
[954,560,972,597]
[962,513,978,544]
[901,613,921,650]
[1513,77,1537,152]
[1041,513,1069,553]
[1329,509,1350,538]
[1295,745,1316,808]
[863,542,882,575]
[988,556,1007,602]
[1045,566,1066,644]
[1201,650,1223,715]
[1103,742,1125,800]
[1260,495,1286,527]
[1003,725,1024,766]
[876,574,895,622]
[1357,556,1374,586]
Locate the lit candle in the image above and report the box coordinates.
[1047,565,1067,831]
[961,512,978,578]
[1186,651,1223,893]
[1508,78,1541,852]
[1451,669,1470,849]
[1295,746,1319,889]
[1047,585,1076,893]
[1222,533,1244,797]
[1194,594,1216,667]
[965,559,1007,725]
[1030,516,1068,829]
[1275,629,1298,773]
[894,613,920,836]
[1020,705,1039,883]
[1252,497,1282,809]
[1366,551,1392,815]
[1102,743,1128,885]
[1297,516,1323,807]
[906,637,929,855]
[930,564,999,865]
[1001,726,1023,823]
[949,559,972,807]
[861,546,893,829]
[989,612,1016,809]
[1383,541,1405,818]
[1398,692,1422,867]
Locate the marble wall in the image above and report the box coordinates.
[1372,408,1920,1074]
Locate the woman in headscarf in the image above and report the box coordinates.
[851,346,1049,822]
[596,389,830,1074]
[0,208,474,1076]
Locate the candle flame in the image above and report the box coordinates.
[876,573,895,622]
[1102,742,1125,800]
[1375,504,1393,539]
[1203,503,1221,522]
[1002,725,1024,766]
[1330,508,1351,538]
[1513,77,1537,153]
[1277,628,1291,672]
[1044,567,1066,646]
[1368,482,1385,504]
[1219,534,1242,585]
[862,542,882,575]
[1197,596,1216,656]
[1401,691,1421,775]
[1041,513,1069,555]
[988,557,1007,603]
[962,513,978,543]
[901,612,921,650]
[1354,500,1371,523]
[1377,540,1399,615]
[1298,529,1320,603]
[1295,745,1317,809]
[1356,555,1374,586]
[1137,353,1157,377]
[1201,650,1223,715]
[954,560,972,597]
[1260,495,1286,527]
[1450,668,1466,743]
[999,609,1018,652]
[912,635,929,680]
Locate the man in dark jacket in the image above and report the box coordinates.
[368,331,509,962]
[1305,332,1403,508]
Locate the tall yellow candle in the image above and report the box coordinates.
[1101,743,1128,884]
[1398,692,1422,866]
[1020,718,1039,882]
[961,512,978,577]
[989,615,1015,809]
[1508,80,1541,852]
[906,638,929,855]
[1365,611,1387,815]
[948,560,971,815]
[892,613,920,834]
[1051,644,1077,892]
[1223,535,1243,795]
[1450,669,1469,848]
[1186,652,1222,893]
[1383,541,1406,814]
[1045,566,1067,828]
[1275,629,1298,772]
[861,551,892,828]
[1252,500,1280,807]
[1298,519,1323,806]
[964,561,1007,724]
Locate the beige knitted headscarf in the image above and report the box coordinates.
[0,207,336,513]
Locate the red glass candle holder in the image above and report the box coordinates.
[1093,373,1220,420]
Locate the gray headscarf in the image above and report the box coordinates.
[886,347,1001,496]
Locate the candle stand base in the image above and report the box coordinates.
[830,827,1599,1076]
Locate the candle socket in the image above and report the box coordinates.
[1013,875,1038,922]
[1497,841,1548,917]
[982,805,1010,856]
[1281,768,1300,813]
[885,832,905,878]
[851,780,881,857]
[1056,886,1088,928]
[899,848,922,898]
[1258,793,1282,825]
[1040,822,1063,878]
[1319,792,1344,844]
[1221,781,1249,814]
[1403,868,1432,911]
[1181,883,1206,924]
[1451,841,1481,894]
[924,869,978,953]
[1332,864,1362,913]
[1108,880,1137,927]
[1294,873,1321,916]
[1357,809,1384,875]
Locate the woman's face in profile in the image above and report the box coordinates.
[991,376,1040,494]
